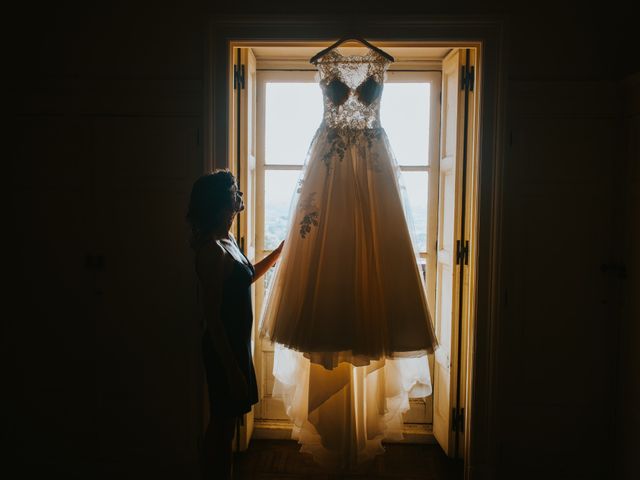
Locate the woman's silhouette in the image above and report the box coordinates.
[187,170,283,479]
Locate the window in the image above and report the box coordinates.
[227,43,480,457]
[252,68,441,423]
[256,72,322,297]
[256,70,441,306]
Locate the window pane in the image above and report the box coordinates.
[381,83,430,166]
[264,169,301,250]
[400,171,428,252]
[265,83,323,165]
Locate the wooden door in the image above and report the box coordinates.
[232,46,258,448]
[456,47,477,460]
[432,48,467,456]
[238,47,257,262]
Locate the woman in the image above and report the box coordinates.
[186,170,283,480]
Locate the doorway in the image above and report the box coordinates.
[230,41,478,460]
[205,16,506,478]
[251,46,442,436]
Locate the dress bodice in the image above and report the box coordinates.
[315,49,391,130]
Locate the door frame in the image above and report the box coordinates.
[205,15,507,480]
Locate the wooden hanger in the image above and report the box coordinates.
[309,36,395,64]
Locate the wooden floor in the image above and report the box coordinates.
[233,439,463,480]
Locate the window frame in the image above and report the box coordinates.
[255,68,441,319]
[254,71,317,328]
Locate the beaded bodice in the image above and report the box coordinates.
[315,49,391,130]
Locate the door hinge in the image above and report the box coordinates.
[452,407,465,432]
[456,239,469,265]
[460,65,475,92]
[233,64,245,90]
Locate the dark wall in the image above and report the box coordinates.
[617,74,640,480]
[9,1,637,479]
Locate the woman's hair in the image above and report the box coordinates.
[186,169,237,249]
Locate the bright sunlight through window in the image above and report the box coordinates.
[263,81,431,253]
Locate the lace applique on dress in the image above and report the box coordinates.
[298,192,319,239]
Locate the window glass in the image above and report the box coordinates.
[265,83,323,165]
[400,171,429,252]
[380,83,430,166]
[264,169,301,250]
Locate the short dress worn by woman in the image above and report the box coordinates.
[199,236,259,417]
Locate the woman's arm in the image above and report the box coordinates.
[198,243,248,399]
[252,241,284,282]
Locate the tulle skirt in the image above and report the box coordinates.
[258,124,438,468]
[272,344,432,470]
[259,125,437,369]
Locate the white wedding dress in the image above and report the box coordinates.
[259,48,438,469]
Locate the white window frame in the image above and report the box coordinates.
[253,67,442,425]
[384,70,442,312]
[255,69,441,317]
[254,70,317,331]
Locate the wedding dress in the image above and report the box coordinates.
[258,48,438,468]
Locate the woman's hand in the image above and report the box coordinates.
[253,240,285,282]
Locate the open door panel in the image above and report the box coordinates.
[229,46,258,451]
[432,48,475,458]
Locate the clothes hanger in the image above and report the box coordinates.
[309,36,395,64]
